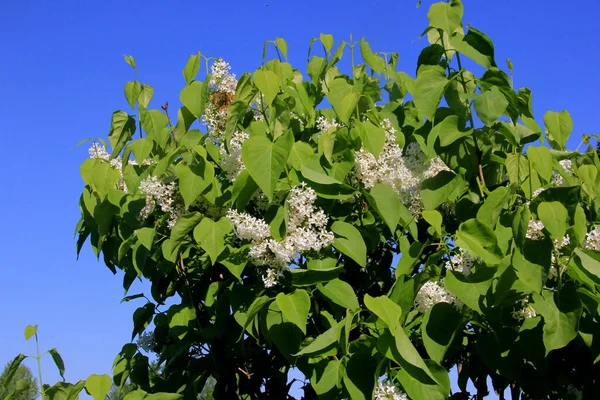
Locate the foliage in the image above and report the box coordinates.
[2,326,113,400]
[75,0,600,398]
[0,362,37,400]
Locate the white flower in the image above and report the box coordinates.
[423,156,451,179]
[138,176,183,228]
[220,130,249,181]
[374,382,408,400]
[226,209,271,242]
[315,116,342,139]
[550,234,570,279]
[414,281,463,313]
[227,183,334,270]
[512,298,537,321]
[445,251,476,276]
[203,59,238,141]
[552,159,573,186]
[262,268,279,288]
[88,142,110,160]
[526,219,545,240]
[584,227,600,251]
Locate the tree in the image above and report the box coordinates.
[76,0,600,398]
[0,362,38,400]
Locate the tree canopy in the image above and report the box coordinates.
[70,0,600,398]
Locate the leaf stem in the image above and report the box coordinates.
[456,52,487,191]
[34,333,45,400]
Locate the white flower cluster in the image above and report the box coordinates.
[552,159,573,186]
[226,209,271,242]
[203,59,237,141]
[227,183,334,287]
[138,176,184,229]
[374,382,408,400]
[526,219,545,240]
[315,116,342,139]
[584,227,600,251]
[353,119,450,215]
[512,298,537,321]
[445,251,476,276]
[220,130,249,181]
[414,281,463,313]
[262,268,281,288]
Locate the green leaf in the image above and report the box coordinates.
[180,81,207,119]
[393,325,440,385]
[327,78,359,125]
[476,186,510,227]
[318,278,359,310]
[242,135,288,201]
[455,218,503,264]
[132,303,155,340]
[275,37,288,59]
[287,141,314,170]
[312,359,341,395]
[141,109,169,144]
[45,381,86,400]
[356,120,386,158]
[167,304,196,340]
[144,393,184,400]
[359,38,386,74]
[343,353,377,400]
[124,81,141,110]
[473,86,508,126]
[108,111,136,156]
[578,164,598,199]
[123,54,136,70]
[174,158,214,208]
[527,146,553,182]
[48,348,66,380]
[138,84,154,108]
[2,354,26,390]
[422,210,443,236]
[574,248,600,281]
[537,202,568,240]
[254,69,280,105]
[364,294,402,332]
[512,239,550,293]
[368,183,401,233]
[422,303,462,363]
[24,325,37,341]
[170,212,203,244]
[435,115,473,147]
[331,221,367,267]
[275,290,310,334]
[85,374,112,400]
[320,33,334,54]
[444,268,495,314]
[183,52,201,83]
[532,287,580,355]
[421,171,467,210]
[427,0,463,34]
[294,323,339,356]
[193,217,232,264]
[414,65,449,121]
[544,110,572,150]
[451,27,496,68]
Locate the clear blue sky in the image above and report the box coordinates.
[1,0,598,397]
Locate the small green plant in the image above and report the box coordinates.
[2,326,112,400]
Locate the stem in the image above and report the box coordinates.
[178,253,204,330]
[455,52,487,191]
[35,333,45,400]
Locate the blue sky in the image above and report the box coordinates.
[1,0,598,397]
